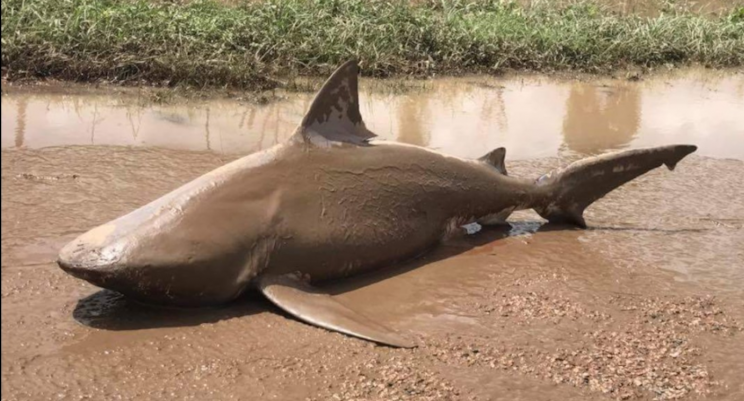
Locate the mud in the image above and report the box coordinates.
[2,71,744,400]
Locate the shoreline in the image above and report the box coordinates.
[3,65,741,105]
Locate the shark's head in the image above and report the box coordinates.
[57,189,261,307]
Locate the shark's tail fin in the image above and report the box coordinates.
[533,145,697,228]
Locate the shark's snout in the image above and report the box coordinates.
[57,254,101,281]
[57,231,125,286]
[57,257,106,283]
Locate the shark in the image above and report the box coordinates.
[58,60,697,347]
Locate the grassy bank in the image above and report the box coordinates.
[2,0,743,89]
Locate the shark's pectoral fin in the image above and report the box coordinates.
[257,274,415,348]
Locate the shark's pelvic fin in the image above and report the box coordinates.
[294,60,377,146]
[257,274,415,348]
[479,147,508,175]
[533,145,697,228]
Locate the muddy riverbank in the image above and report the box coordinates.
[2,71,743,400]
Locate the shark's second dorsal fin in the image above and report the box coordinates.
[479,147,507,175]
[295,60,376,146]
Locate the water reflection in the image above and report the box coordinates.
[562,83,641,155]
[396,95,430,146]
[14,97,26,148]
[2,70,743,160]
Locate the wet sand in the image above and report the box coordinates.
[2,71,744,400]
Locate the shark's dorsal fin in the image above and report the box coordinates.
[479,147,507,175]
[295,60,376,146]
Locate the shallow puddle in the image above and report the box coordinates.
[3,70,743,160]
[2,70,743,401]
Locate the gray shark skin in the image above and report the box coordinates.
[58,60,697,347]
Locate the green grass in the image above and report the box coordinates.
[2,0,743,89]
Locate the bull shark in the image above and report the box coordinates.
[58,60,697,347]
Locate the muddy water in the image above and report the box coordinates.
[3,71,744,160]
[2,71,744,401]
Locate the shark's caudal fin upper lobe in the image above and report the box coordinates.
[533,145,697,228]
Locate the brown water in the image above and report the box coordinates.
[3,71,744,160]
[2,71,744,401]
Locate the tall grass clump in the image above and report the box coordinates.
[2,0,743,88]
